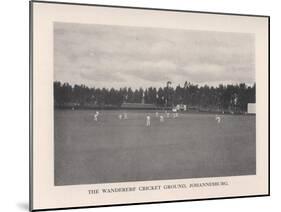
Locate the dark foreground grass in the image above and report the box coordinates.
[54,110,255,186]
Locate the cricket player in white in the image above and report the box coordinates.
[146,116,151,126]
[215,115,221,124]
[160,115,164,123]
[94,113,98,121]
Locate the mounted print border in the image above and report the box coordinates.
[29,1,270,211]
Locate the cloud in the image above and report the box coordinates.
[54,22,255,88]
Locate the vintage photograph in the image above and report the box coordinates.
[53,22,256,186]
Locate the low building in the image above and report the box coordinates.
[176,104,187,111]
[247,103,256,114]
[121,103,157,110]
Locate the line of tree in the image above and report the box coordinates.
[54,81,255,112]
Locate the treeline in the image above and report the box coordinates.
[54,81,255,112]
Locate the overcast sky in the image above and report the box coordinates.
[54,22,255,89]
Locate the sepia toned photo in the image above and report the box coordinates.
[54,22,256,186]
[30,1,269,210]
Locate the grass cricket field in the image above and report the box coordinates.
[54,110,255,186]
